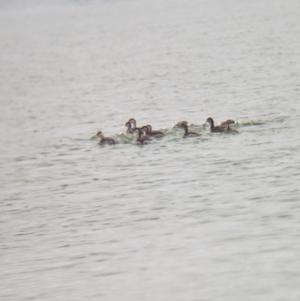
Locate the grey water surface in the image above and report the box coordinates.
[1,0,300,300]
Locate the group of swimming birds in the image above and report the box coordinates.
[95,117,239,145]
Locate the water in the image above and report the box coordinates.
[1,0,300,300]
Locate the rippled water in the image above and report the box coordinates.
[1,0,300,300]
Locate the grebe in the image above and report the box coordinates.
[181,123,200,138]
[223,122,239,134]
[127,118,137,129]
[145,124,164,138]
[139,126,152,140]
[140,125,151,135]
[173,120,188,128]
[206,117,225,133]
[125,121,134,133]
[220,119,235,127]
[140,125,163,139]
[96,131,116,145]
[134,128,150,144]
[125,118,145,134]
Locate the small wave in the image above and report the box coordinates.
[240,121,265,126]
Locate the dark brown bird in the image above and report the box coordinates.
[125,121,135,133]
[145,124,164,138]
[173,120,188,128]
[96,131,116,145]
[206,117,226,133]
[220,119,235,127]
[134,128,150,145]
[223,122,239,134]
[128,118,137,129]
[181,123,200,138]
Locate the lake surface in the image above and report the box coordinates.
[1,0,300,300]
